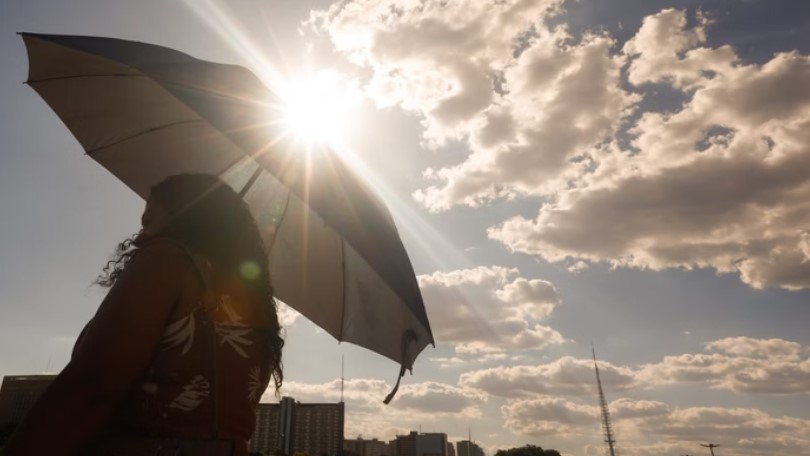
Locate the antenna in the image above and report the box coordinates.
[593,346,617,456]
[341,355,345,403]
[700,443,719,456]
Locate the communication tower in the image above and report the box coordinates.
[592,346,617,456]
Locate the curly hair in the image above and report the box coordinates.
[97,174,283,393]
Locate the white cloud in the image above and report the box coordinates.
[418,267,566,354]
[313,1,810,290]
[706,336,803,360]
[311,0,637,212]
[640,406,810,443]
[637,337,810,394]
[275,338,810,452]
[567,260,589,273]
[266,378,485,440]
[608,398,670,420]
[457,337,810,398]
[275,378,388,408]
[506,398,810,456]
[277,302,301,327]
[501,396,597,437]
[495,278,560,320]
[428,356,468,369]
[278,379,487,416]
[623,9,737,89]
[395,381,486,417]
[414,28,637,211]
[459,356,636,398]
[487,8,810,290]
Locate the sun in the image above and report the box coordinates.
[280,70,361,147]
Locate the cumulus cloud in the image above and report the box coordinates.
[487,8,810,291]
[458,337,810,399]
[505,397,810,456]
[623,8,737,88]
[312,1,810,290]
[608,398,670,420]
[277,302,302,327]
[638,406,810,450]
[310,0,637,211]
[637,337,810,394]
[459,356,636,397]
[567,260,589,273]
[275,378,388,409]
[706,336,803,360]
[495,278,560,320]
[395,381,486,417]
[418,267,566,354]
[501,396,597,436]
[268,379,486,439]
[274,339,810,452]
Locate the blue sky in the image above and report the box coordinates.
[2,1,810,455]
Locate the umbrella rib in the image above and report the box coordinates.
[27,73,145,84]
[265,189,291,256]
[238,166,263,198]
[85,119,205,155]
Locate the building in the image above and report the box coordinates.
[344,437,364,456]
[391,431,417,456]
[293,402,344,456]
[456,440,484,456]
[279,396,296,455]
[391,431,448,456]
[252,401,282,454]
[446,443,455,456]
[344,437,390,456]
[366,438,391,456]
[0,375,56,428]
[416,433,447,456]
[250,397,344,456]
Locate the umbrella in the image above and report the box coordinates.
[21,33,434,403]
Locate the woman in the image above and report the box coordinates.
[4,174,284,455]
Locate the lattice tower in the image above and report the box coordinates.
[593,347,617,456]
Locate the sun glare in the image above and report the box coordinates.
[281,70,361,146]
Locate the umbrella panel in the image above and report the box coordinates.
[226,160,431,367]
[23,32,434,371]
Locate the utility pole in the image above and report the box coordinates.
[700,443,719,456]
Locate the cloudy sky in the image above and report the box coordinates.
[2,0,810,455]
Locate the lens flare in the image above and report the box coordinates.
[240,260,261,280]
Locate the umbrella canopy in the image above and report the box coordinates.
[21,33,434,401]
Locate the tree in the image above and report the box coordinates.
[494,444,562,456]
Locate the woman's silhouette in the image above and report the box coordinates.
[5,174,284,455]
